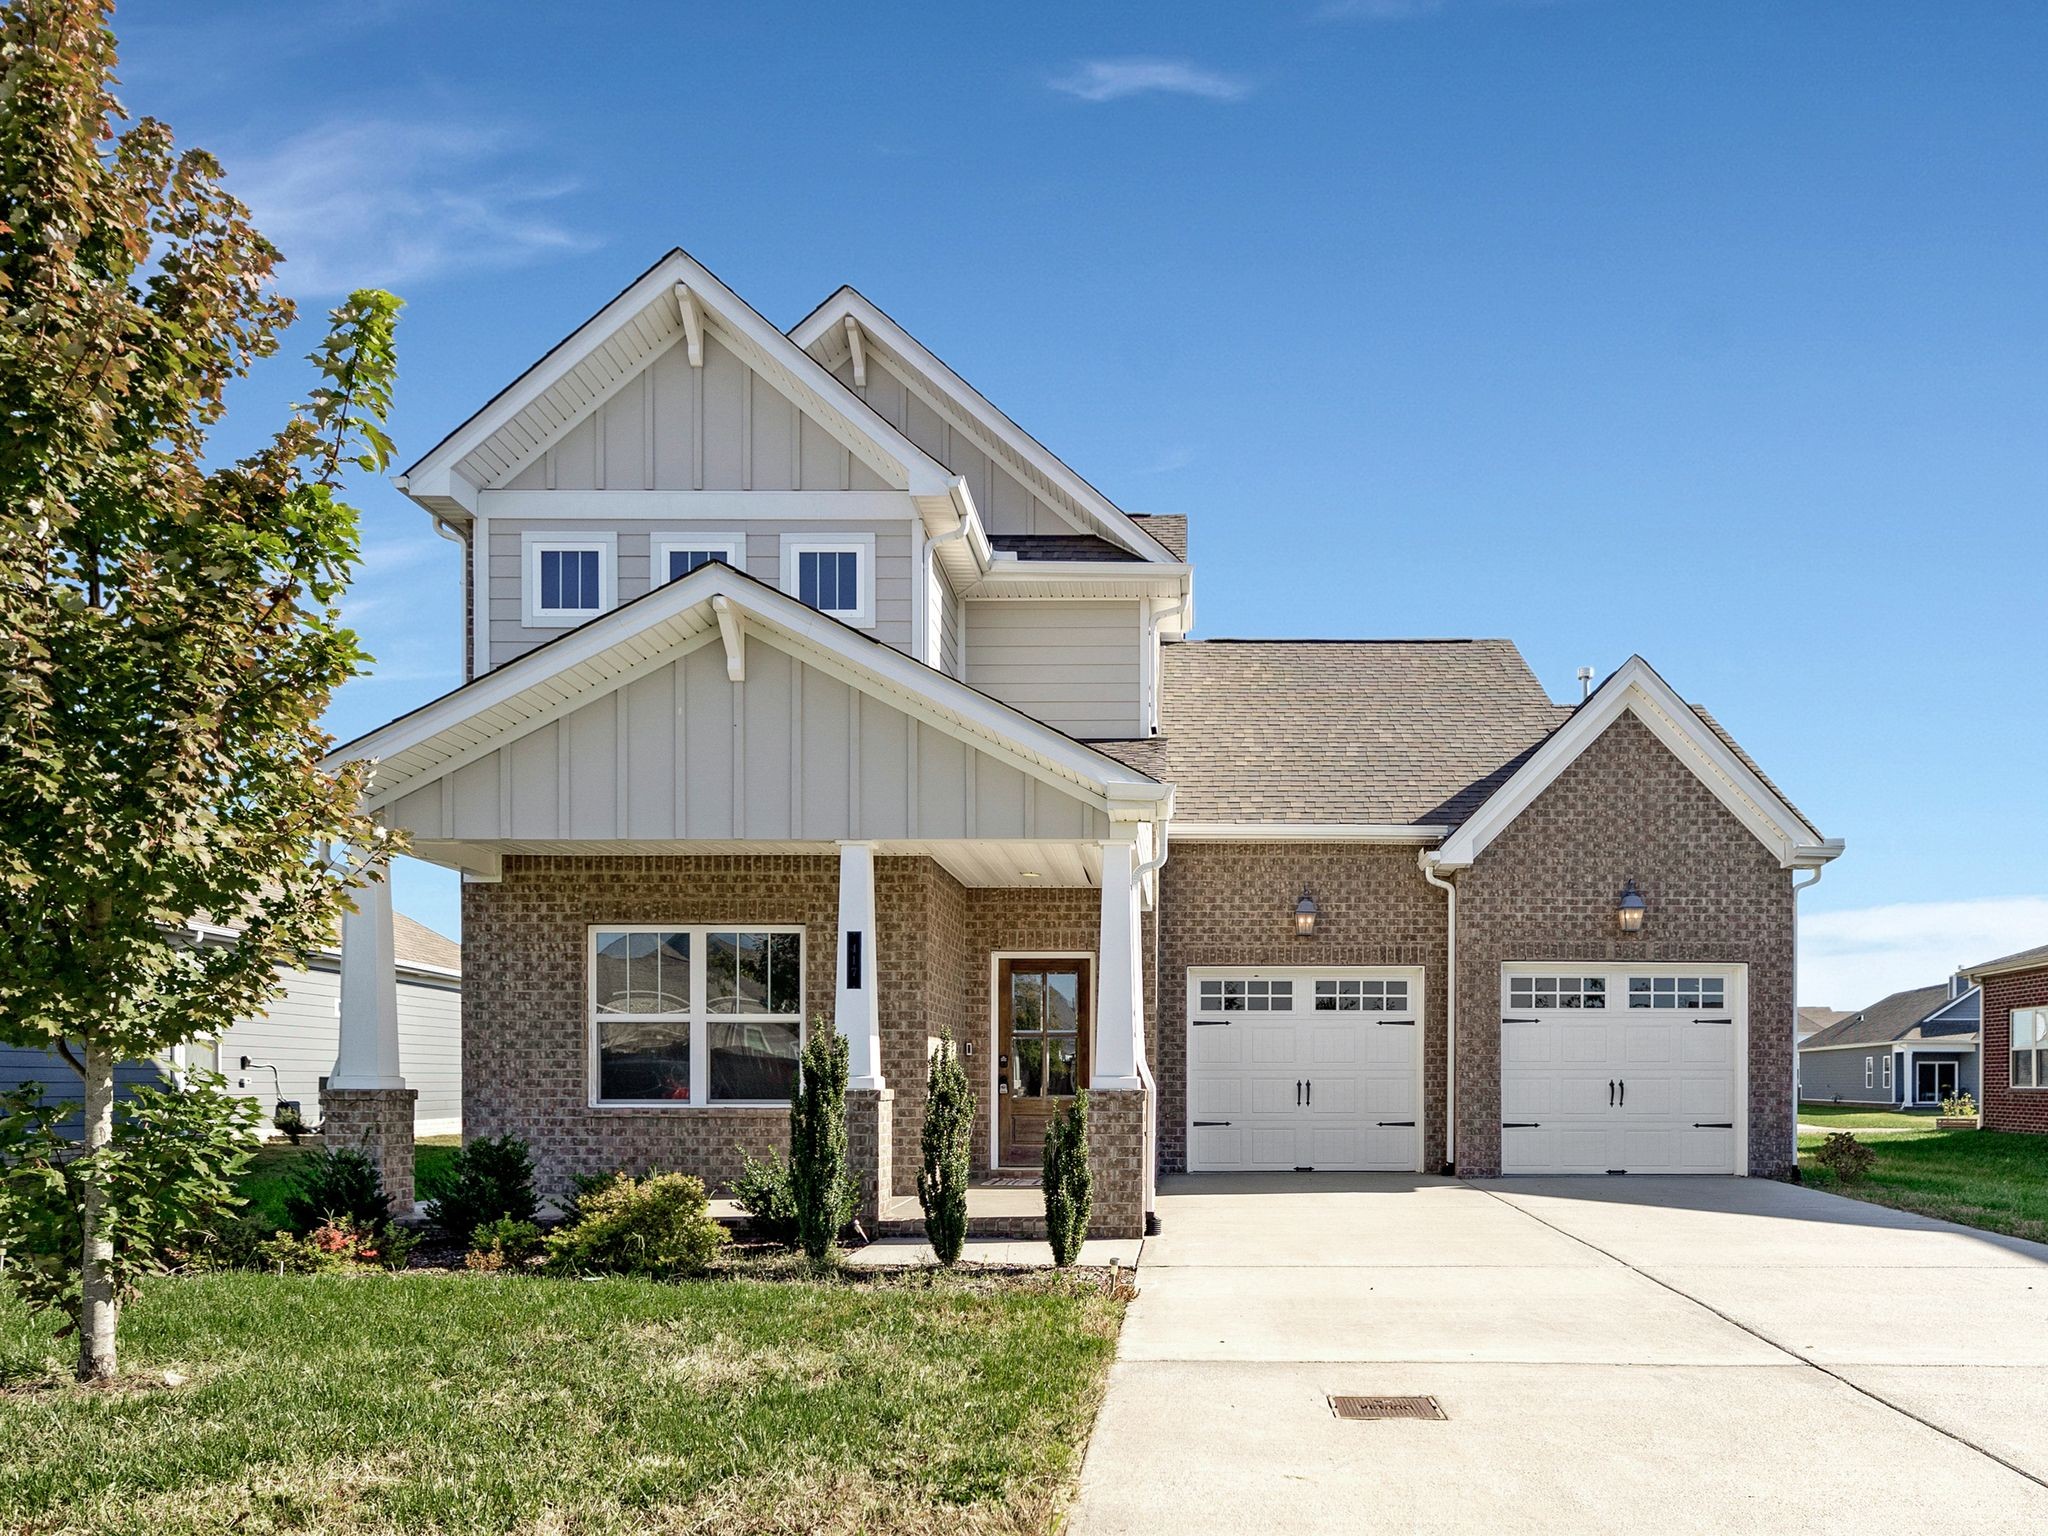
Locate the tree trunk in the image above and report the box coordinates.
[76,1035,119,1383]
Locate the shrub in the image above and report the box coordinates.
[918,1038,974,1266]
[432,1135,538,1245]
[1941,1092,1977,1120]
[271,1103,309,1145]
[282,1147,392,1236]
[789,1027,852,1263]
[259,1215,415,1273]
[730,1148,857,1249]
[1042,1092,1092,1267]
[466,1217,544,1272]
[542,1172,728,1278]
[1814,1131,1876,1183]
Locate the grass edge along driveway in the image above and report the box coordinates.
[0,1263,1126,1536]
[1799,1123,2048,1245]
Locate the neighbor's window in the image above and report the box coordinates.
[1509,975,1607,1011]
[782,536,874,625]
[524,534,614,625]
[654,535,742,584]
[590,926,802,1105]
[1883,1054,1893,1090]
[2013,1008,2048,1089]
[1864,1057,1874,1089]
[1627,975,1726,1010]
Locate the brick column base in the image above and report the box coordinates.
[321,1087,419,1213]
[846,1088,894,1229]
[1085,1088,1147,1240]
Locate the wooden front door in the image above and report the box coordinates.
[997,958,1091,1166]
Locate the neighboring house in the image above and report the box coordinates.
[1960,942,2048,1135]
[1794,1006,1850,1099]
[0,914,462,1137]
[1797,978,1980,1108]
[322,247,1841,1229]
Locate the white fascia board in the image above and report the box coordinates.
[1432,656,1836,872]
[1800,1038,1978,1053]
[790,289,1179,566]
[401,250,957,515]
[325,562,1167,813]
[1962,954,2048,982]
[1172,822,1448,843]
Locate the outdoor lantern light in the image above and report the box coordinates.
[1294,888,1319,938]
[1617,878,1647,934]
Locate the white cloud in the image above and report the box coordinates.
[227,119,594,296]
[1799,897,2048,1008]
[1048,58,1253,104]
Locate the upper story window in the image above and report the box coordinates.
[654,534,743,585]
[522,532,615,627]
[782,534,874,627]
[2013,1008,2048,1089]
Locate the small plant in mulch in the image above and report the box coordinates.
[918,1037,974,1267]
[542,1172,729,1278]
[730,1148,859,1249]
[1042,1092,1093,1268]
[465,1217,544,1272]
[431,1135,538,1246]
[1941,1092,1978,1120]
[260,1216,418,1274]
[1814,1131,1877,1183]
[282,1148,392,1236]
[789,1028,854,1264]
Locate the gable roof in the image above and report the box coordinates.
[1798,1006,1852,1034]
[1800,983,1979,1050]
[326,559,1168,825]
[788,286,1178,565]
[1962,941,2048,981]
[1431,656,1840,871]
[398,249,967,522]
[392,914,461,976]
[1105,639,1562,831]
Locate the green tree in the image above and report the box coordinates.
[917,1037,974,1266]
[788,1026,851,1264]
[0,0,402,1381]
[1042,1092,1093,1267]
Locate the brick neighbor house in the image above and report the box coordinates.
[1960,944,2048,1135]
[322,248,1843,1232]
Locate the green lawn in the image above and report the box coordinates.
[0,1260,1126,1535]
[1800,1125,2048,1244]
[1796,1101,1943,1130]
[235,1135,461,1228]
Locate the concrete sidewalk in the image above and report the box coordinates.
[1067,1173,2048,1534]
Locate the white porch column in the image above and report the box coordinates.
[1093,832,1145,1090]
[835,840,885,1091]
[331,862,406,1090]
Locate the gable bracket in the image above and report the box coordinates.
[675,283,705,368]
[844,317,867,388]
[712,594,745,681]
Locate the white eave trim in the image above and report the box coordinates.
[1171,822,1448,843]
[1800,1037,1979,1053]
[1431,656,1839,873]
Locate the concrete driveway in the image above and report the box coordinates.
[1068,1174,2048,1534]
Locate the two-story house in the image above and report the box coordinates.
[323,248,1842,1232]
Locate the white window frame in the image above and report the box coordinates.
[652,533,744,586]
[1882,1053,1893,1091]
[522,531,616,628]
[587,924,805,1109]
[1865,1057,1874,1089]
[2012,1007,2048,1090]
[781,533,876,627]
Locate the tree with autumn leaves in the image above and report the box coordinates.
[0,0,402,1380]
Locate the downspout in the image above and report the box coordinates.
[1420,850,1457,1175]
[1791,864,1826,1175]
[425,509,471,677]
[1134,815,1170,1235]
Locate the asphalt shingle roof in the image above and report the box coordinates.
[1800,983,1978,1050]
[1129,514,1188,561]
[1964,941,2048,979]
[989,533,1143,563]
[1128,638,1564,827]
[392,914,461,974]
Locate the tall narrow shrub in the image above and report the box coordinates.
[918,1038,975,1266]
[1042,1091,1093,1267]
[789,1026,851,1263]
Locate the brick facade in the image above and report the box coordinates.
[322,1087,420,1211]
[1154,842,1450,1175]
[1453,712,1796,1177]
[1978,963,2048,1134]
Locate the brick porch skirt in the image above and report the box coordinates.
[322,1087,419,1212]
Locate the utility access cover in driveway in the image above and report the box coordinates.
[1330,1395,1446,1421]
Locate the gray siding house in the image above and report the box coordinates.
[320,247,1842,1224]
[1798,978,1980,1107]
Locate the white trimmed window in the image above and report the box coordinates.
[2013,1008,2048,1089]
[589,926,803,1106]
[653,534,743,585]
[1882,1054,1893,1090]
[1509,975,1607,1010]
[1865,1057,1874,1089]
[1627,975,1726,1010]
[782,534,875,626]
[523,532,615,626]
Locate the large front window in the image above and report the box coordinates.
[590,926,803,1105]
[2013,1008,2048,1089]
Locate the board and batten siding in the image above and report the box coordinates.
[499,332,888,498]
[486,517,915,669]
[386,632,1110,846]
[965,599,1145,739]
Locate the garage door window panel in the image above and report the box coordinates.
[1509,976,1606,1010]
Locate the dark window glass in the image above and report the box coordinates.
[598,1020,691,1102]
[709,1017,801,1102]
[798,549,858,613]
[593,930,689,1015]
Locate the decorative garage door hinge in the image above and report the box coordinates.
[1191,1019,1231,1027]
[1693,1121,1734,1129]
[1501,1121,1540,1128]
[1377,1120,1416,1127]
[1192,1120,1232,1127]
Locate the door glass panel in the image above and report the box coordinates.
[1011,970,1045,1033]
[1046,971,1079,1030]
[1015,1035,1046,1096]
[1044,1035,1078,1096]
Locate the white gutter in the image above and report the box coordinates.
[1174,823,1447,844]
[1419,850,1457,1174]
[1791,862,1827,1172]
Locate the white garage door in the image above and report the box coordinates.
[1499,967,1745,1176]
[1187,969,1423,1173]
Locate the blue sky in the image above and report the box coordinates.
[121,1,2047,1006]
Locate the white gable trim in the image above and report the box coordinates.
[791,289,1179,566]
[400,249,963,514]
[1431,656,1840,872]
[327,561,1169,823]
